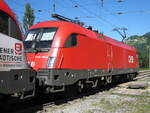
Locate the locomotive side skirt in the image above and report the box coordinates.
[37,68,138,86]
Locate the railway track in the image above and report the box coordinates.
[136,70,150,80]
[2,70,150,113]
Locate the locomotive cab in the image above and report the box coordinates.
[24,21,83,93]
[24,27,58,70]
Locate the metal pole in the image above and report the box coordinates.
[149,48,150,69]
[53,0,56,13]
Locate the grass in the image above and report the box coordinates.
[85,77,150,113]
[91,93,150,113]
[111,92,150,98]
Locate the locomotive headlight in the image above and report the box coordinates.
[47,57,56,68]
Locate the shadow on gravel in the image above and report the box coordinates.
[1,83,118,113]
[62,83,118,104]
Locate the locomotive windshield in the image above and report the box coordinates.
[24,27,57,51]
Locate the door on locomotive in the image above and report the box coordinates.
[107,44,113,72]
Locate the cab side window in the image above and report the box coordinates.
[0,11,22,40]
[64,34,78,47]
[8,17,22,40]
[0,11,8,35]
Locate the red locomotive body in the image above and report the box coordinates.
[24,20,138,93]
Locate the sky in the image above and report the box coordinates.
[4,0,150,41]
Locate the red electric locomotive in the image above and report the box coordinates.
[24,14,139,93]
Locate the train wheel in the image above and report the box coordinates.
[0,94,11,111]
[106,76,112,84]
[97,78,107,88]
[65,84,77,97]
[128,74,136,81]
[77,81,84,93]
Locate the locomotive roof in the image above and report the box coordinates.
[0,0,15,19]
[0,0,21,36]
[29,21,136,52]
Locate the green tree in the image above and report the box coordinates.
[126,33,150,68]
[23,3,35,32]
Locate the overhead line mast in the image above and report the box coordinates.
[53,0,56,13]
[101,0,104,7]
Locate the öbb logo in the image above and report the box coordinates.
[15,43,22,55]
